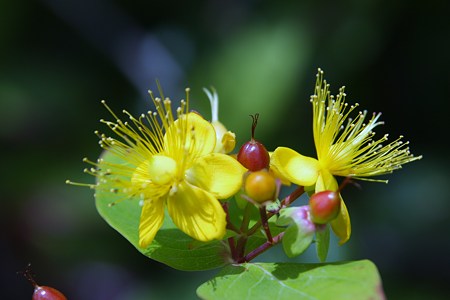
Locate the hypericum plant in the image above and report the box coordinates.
[68,69,421,299]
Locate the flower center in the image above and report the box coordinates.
[147,155,178,185]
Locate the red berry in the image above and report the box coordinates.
[237,114,270,171]
[21,264,67,300]
[237,140,270,171]
[33,286,67,300]
[309,190,340,224]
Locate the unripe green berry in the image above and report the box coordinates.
[309,190,340,224]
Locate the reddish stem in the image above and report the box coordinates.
[279,186,305,209]
[259,206,273,244]
[222,202,240,233]
[250,113,260,140]
[337,176,352,193]
[238,232,285,263]
[247,185,304,236]
[234,203,252,260]
[232,186,305,263]
[228,236,238,261]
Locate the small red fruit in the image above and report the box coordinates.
[309,190,341,224]
[237,114,270,171]
[33,285,67,300]
[21,264,67,300]
[244,170,277,203]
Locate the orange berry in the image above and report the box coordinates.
[244,170,277,203]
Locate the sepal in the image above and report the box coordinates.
[277,206,316,257]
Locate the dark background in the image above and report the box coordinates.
[1,0,449,299]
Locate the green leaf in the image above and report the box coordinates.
[95,150,227,271]
[315,225,330,262]
[282,222,314,258]
[197,260,385,300]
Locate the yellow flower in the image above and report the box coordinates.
[271,69,421,244]
[84,89,246,248]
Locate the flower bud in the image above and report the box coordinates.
[309,190,340,224]
[276,205,317,257]
[212,121,236,153]
[203,87,236,154]
[244,169,277,203]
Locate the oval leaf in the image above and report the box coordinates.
[197,260,385,300]
[315,225,330,262]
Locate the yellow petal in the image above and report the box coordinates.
[315,170,351,244]
[138,198,165,248]
[186,153,246,199]
[268,151,291,186]
[330,197,352,245]
[165,112,216,157]
[271,147,320,186]
[315,169,338,192]
[167,181,226,242]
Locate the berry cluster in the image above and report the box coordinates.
[237,114,340,225]
[237,114,276,204]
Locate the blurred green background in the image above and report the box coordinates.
[1,0,449,299]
